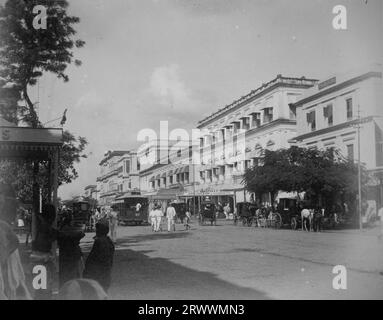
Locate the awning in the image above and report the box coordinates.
[174,167,181,174]
[145,188,181,200]
[149,176,155,182]
[161,172,166,178]
[167,170,173,176]
[155,174,160,180]
[178,166,190,173]
[0,125,63,159]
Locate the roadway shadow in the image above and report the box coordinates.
[106,247,270,300]
[79,232,270,300]
[117,230,190,243]
[80,230,191,251]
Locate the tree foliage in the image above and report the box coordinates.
[0,0,85,126]
[243,146,368,206]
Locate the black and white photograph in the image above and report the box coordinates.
[0,0,382,307]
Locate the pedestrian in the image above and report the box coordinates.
[83,221,115,292]
[108,205,118,243]
[378,205,383,240]
[16,208,25,235]
[224,203,231,220]
[313,207,323,232]
[154,204,163,232]
[0,183,32,300]
[184,209,191,230]
[57,214,86,288]
[148,206,156,231]
[24,208,32,246]
[166,202,176,232]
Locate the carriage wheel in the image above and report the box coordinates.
[242,218,247,226]
[273,213,282,229]
[247,218,253,227]
[233,217,238,226]
[290,217,298,230]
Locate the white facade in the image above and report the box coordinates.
[138,140,195,194]
[96,150,140,206]
[292,68,383,171]
[292,67,383,208]
[196,75,318,203]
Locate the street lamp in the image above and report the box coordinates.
[357,105,362,230]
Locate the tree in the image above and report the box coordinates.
[0,0,84,127]
[0,0,87,203]
[243,146,368,209]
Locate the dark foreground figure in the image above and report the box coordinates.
[83,222,115,291]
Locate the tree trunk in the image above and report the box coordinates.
[23,85,41,249]
[22,87,39,127]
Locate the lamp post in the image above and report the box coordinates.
[357,105,362,230]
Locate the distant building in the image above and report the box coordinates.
[96,150,140,206]
[137,139,199,211]
[83,184,97,200]
[291,66,383,208]
[196,74,318,206]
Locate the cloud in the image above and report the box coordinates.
[150,64,191,109]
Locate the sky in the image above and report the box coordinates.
[4,0,381,199]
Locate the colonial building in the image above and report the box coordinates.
[291,67,383,209]
[196,75,318,207]
[97,150,140,206]
[83,184,97,200]
[138,139,199,210]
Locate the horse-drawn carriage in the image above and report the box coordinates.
[198,198,216,226]
[234,202,257,226]
[59,200,93,232]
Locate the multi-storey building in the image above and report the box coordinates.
[138,139,199,211]
[291,67,383,209]
[196,75,318,207]
[96,150,140,206]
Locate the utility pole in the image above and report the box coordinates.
[357,104,362,230]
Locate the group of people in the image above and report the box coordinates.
[0,183,115,300]
[148,202,192,232]
[91,206,118,243]
[34,203,115,298]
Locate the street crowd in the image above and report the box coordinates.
[0,183,115,300]
[148,202,192,232]
[2,180,383,300]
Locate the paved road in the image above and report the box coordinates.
[81,219,383,300]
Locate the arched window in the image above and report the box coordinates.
[266,140,275,147]
[255,143,262,150]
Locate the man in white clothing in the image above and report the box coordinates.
[154,205,163,232]
[148,206,156,231]
[166,203,177,232]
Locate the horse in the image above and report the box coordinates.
[301,208,313,231]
